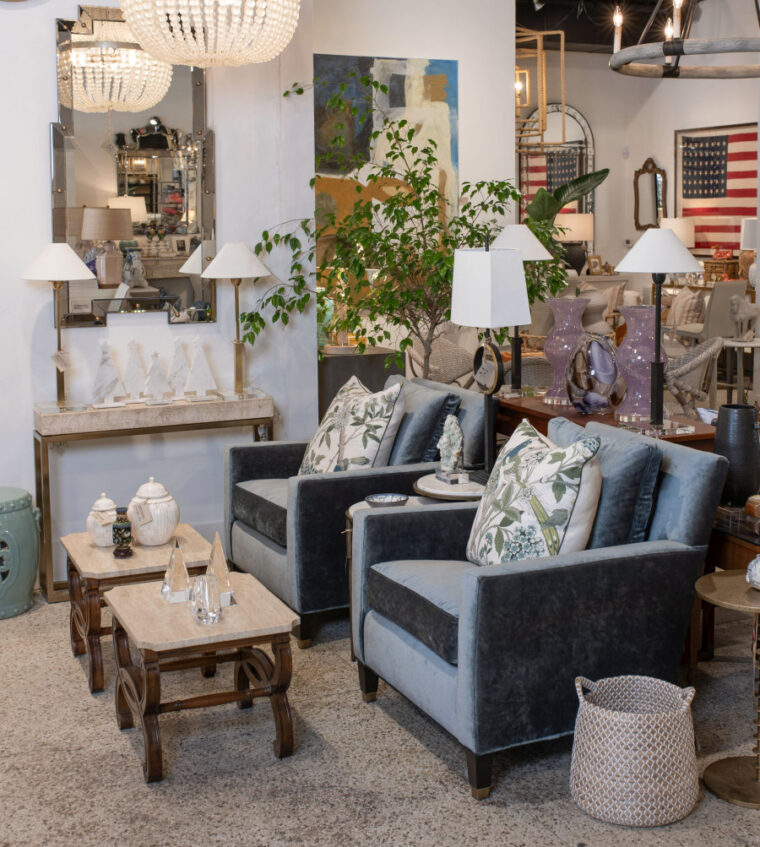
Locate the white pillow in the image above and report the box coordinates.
[466,419,602,566]
[299,376,405,474]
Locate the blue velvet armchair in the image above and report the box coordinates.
[224,378,495,646]
[350,420,728,798]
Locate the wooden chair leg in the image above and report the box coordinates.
[357,661,379,703]
[292,612,319,649]
[466,750,493,800]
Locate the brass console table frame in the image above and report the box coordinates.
[34,402,274,603]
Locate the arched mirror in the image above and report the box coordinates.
[518,103,595,215]
[633,157,667,230]
[52,5,216,327]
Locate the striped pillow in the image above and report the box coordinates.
[673,291,706,326]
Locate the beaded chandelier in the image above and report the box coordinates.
[58,21,173,113]
[120,0,301,68]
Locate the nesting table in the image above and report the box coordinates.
[695,570,760,808]
[106,571,299,782]
[62,524,211,693]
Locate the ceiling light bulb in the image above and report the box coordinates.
[613,7,623,27]
[665,18,674,39]
[673,0,683,9]
[515,80,524,93]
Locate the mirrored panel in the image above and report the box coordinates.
[52,6,216,326]
[633,157,667,231]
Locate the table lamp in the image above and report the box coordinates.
[21,243,95,410]
[452,244,531,470]
[492,225,552,392]
[107,196,148,225]
[615,228,701,427]
[81,207,133,289]
[201,242,270,398]
[554,213,594,275]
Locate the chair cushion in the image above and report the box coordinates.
[466,419,602,566]
[384,375,462,464]
[549,417,662,546]
[673,291,706,326]
[367,559,467,665]
[299,376,404,474]
[231,478,288,548]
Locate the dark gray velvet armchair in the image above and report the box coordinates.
[224,378,494,645]
[350,420,728,798]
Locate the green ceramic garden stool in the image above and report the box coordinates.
[0,488,40,619]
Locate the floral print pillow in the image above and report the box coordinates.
[466,419,602,566]
[299,376,404,475]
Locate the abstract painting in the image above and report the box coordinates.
[313,53,459,258]
[675,123,757,254]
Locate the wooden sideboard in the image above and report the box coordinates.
[34,394,274,602]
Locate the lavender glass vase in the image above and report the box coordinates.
[615,305,667,423]
[543,297,588,406]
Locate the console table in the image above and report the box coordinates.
[34,394,274,602]
[496,395,716,451]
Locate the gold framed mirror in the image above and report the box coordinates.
[634,157,667,231]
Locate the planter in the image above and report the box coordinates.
[0,488,40,619]
[714,404,760,506]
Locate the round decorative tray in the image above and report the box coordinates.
[365,493,409,508]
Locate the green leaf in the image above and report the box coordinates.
[552,480,566,503]
[552,168,610,209]
[544,508,570,527]
[524,189,562,223]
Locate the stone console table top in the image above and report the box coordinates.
[34,393,274,437]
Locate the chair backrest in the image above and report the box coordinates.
[703,280,747,338]
[584,422,728,548]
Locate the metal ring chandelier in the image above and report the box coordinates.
[58,40,173,113]
[120,0,301,68]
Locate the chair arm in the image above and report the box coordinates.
[455,540,705,754]
[350,502,479,662]
[224,441,308,551]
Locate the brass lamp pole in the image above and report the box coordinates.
[201,243,271,399]
[22,244,95,411]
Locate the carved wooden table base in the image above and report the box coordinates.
[112,617,293,782]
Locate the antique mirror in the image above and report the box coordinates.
[519,103,596,214]
[52,5,216,326]
[633,157,667,231]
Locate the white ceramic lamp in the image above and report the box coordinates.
[81,207,133,289]
[615,228,702,426]
[202,242,270,398]
[554,213,594,275]
[491,225,552,391]
[21,244,95,409]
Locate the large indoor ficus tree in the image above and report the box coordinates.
[240,74,568,378]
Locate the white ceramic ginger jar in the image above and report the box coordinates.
[86,493,117,547]
[127,477,179,546]
[747,554,760,590]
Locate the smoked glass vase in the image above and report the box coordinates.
[615,306,666,423]
[543,298,588,406]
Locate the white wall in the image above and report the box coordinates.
[0,0,317,581]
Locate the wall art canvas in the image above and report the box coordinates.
[675,123,758,255]
[313,53,458,262]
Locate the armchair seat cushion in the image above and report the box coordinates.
[231,478,288,549]
[367,559,468,666]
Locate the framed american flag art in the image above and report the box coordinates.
[675,123,758,255]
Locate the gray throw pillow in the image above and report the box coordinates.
[384,376,461,465]
[549,417,662,547]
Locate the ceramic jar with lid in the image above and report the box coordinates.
[127,477,179,546]
[0,488,40,619]
[86,492,118,547]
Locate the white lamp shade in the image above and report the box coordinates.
[491,224,552,261]
[21,243,95,281]
[660,217,695,249]
[107,196,148,224]
[451,248,531,328]
[554,213,594,242]
[741,218,759,251]
[615,228,702,274]
[201,242,270,280]
[180,241,216,275]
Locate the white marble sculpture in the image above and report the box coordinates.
[92,340,126,407]
[161,540,190,603]
[207,531,233,606]
[144,352,172,404]
[166,338,190,401]
[122,338,147,404]
[437,414,464,482]
[184,336,218,401]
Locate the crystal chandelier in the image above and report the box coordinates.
[58,20,172,113]
[120,0,301,68]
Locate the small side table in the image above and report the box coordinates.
[722,338,760,404]
[694,570,760,808]
[412,474,485,501]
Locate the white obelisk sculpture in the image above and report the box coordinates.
[167,338,190,402]
[161,540,190,603]
[92,340,126,407]
[144,352,172,404]
[123,338,147,404]
[184,336,219,401]
[207,531,233,606]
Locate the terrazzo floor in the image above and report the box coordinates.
[1,596,759,847]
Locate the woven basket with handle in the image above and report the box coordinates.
[570,675,699,827]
